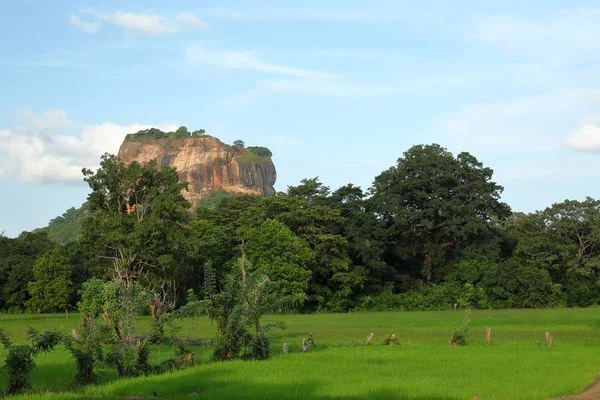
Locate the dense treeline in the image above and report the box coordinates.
[1,144,599,313]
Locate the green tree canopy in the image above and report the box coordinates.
[27,248,72,312]
[370,144,511,282]
[244,219,313,300]
[82,153,192,319]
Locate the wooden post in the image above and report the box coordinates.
[545,332,553,347]
[283,342,288,354]
[365,332,375,345]
[71,329,78,338]
[389,333,396,345]
[486,327,491,346]
[301,334,315,352]
[44,313,48,320]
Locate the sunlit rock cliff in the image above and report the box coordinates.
[117,128,276,207]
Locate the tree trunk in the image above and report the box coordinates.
[240,240,247,282]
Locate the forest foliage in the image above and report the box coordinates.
[1,143,600,315]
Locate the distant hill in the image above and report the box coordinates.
[36,203,88,243]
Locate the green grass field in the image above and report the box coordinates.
[1,308,599,400]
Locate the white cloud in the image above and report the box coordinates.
[566,124,600,151]
[70,11,209,36]
[438,90,600,154]
[105,12,209,35]
[185,44,337,79]
[0,110,176,184]
[69,14,100,33]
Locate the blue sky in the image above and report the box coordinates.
[1,0,600,237]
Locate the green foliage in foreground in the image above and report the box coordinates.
[0,309,599,400]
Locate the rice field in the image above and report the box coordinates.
[1,308,599,400]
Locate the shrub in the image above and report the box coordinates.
[105,344,150,377]
[63,321,111,385]
[154,343,195,373]
[0,328,61,394]
[450,309,471,346]
[381,332,399,346]
[247,146,272,158]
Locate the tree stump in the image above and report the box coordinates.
[545,332,553,347]
[389,333,396,345]
[71,329,78,338]
[365,332,375,345]
[486,327,491,346]
[283,342,288,354]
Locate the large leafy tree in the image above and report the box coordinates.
[370,144,511,283]
[244,219,313,300]
[82,153,192,323]
[27,248,72,312]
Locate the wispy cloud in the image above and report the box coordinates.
[69,14,100,33]
[70,11,209,36]
[105,12,209,35]
[185,44,337,79]
[0,110,176,184]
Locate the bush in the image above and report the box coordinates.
[355,283,464,312]
[381,332,399,346]
[247,146,272,158]
[154,344,195,373]
[105,344,150,377]
[63,321,111,385]
[450,310,471,346]
[0,328,61,394]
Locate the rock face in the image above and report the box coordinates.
[117,135,276,207]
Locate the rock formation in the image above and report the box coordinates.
[117,129,276,208]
